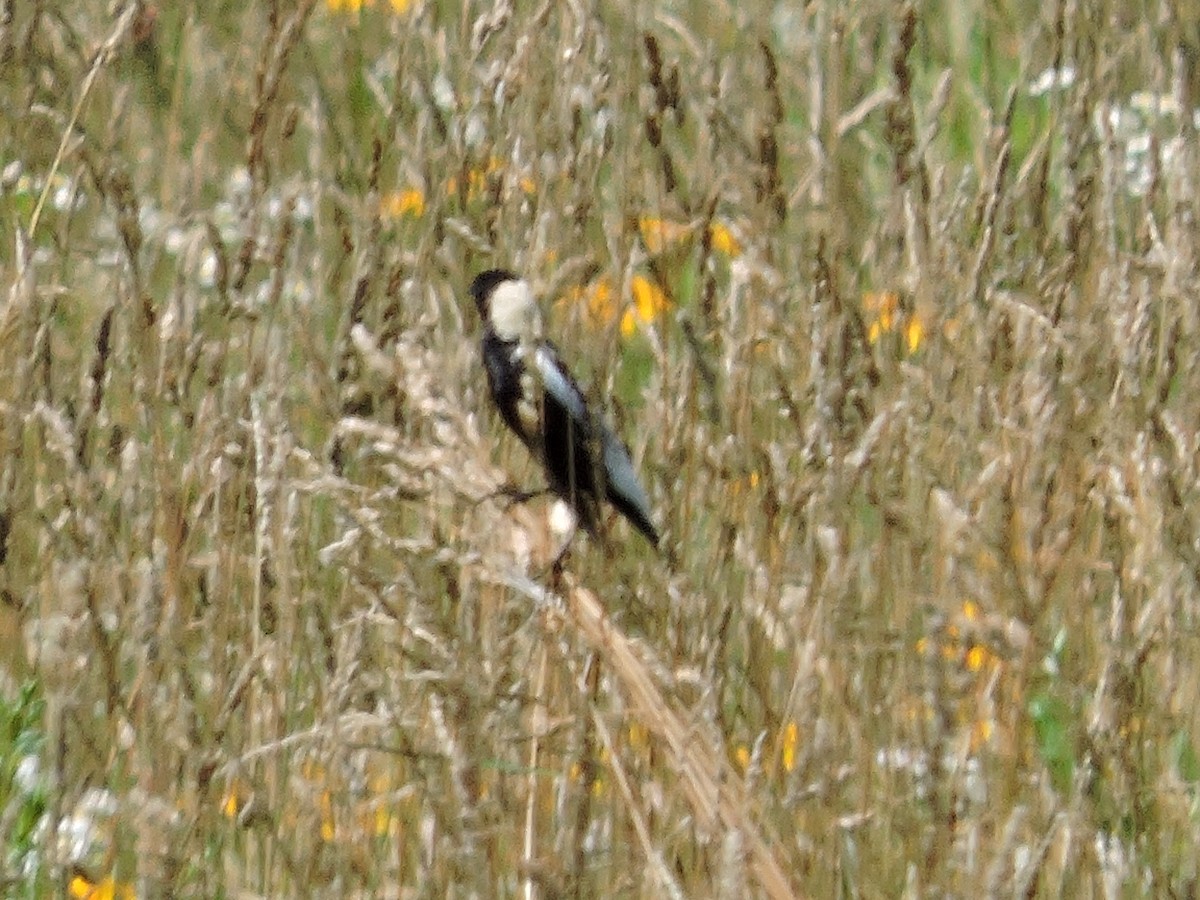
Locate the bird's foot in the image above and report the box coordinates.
[480,483,550,510]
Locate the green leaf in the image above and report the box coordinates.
[1172,729,1200,784]
[616,339,655,408]
[1028,691,1075,795]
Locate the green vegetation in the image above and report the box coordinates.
[4,0,1200,895]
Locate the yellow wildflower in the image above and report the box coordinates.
[965,645,989,673]
[707,221,742,257]
[780,721,799,773]
[68,876,136,900]
[734,745,751,772]
[638,216,691,254]
[622,274,669,336]
[863,290,925,354]
[567,274,670,338]
[445,157,533,202]
[568,761,605,796]
[627,721,651,757]
[637,216,742,258]
[327,0,412,13]
[220,779,251,819]
[319,791,336,842]
[904,316,924,353]
[380,188,426,219]
[863,291,899,341]
[566,276,618,326]
[970,717,994,752]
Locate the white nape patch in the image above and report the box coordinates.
[489,278,542,341]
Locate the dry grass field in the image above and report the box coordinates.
[4,0,1200,896]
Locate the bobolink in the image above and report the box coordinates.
[471,269,660,547]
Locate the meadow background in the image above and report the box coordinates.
[3,0,1200,896]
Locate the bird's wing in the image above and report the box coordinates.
[533,343,657,543]
[601,430,653,520]
[531,344,589,423]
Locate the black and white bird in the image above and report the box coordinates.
[470,268,660,547]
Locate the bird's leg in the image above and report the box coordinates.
[543,523,579,585]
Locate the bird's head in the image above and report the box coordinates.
[470,269,542,342]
